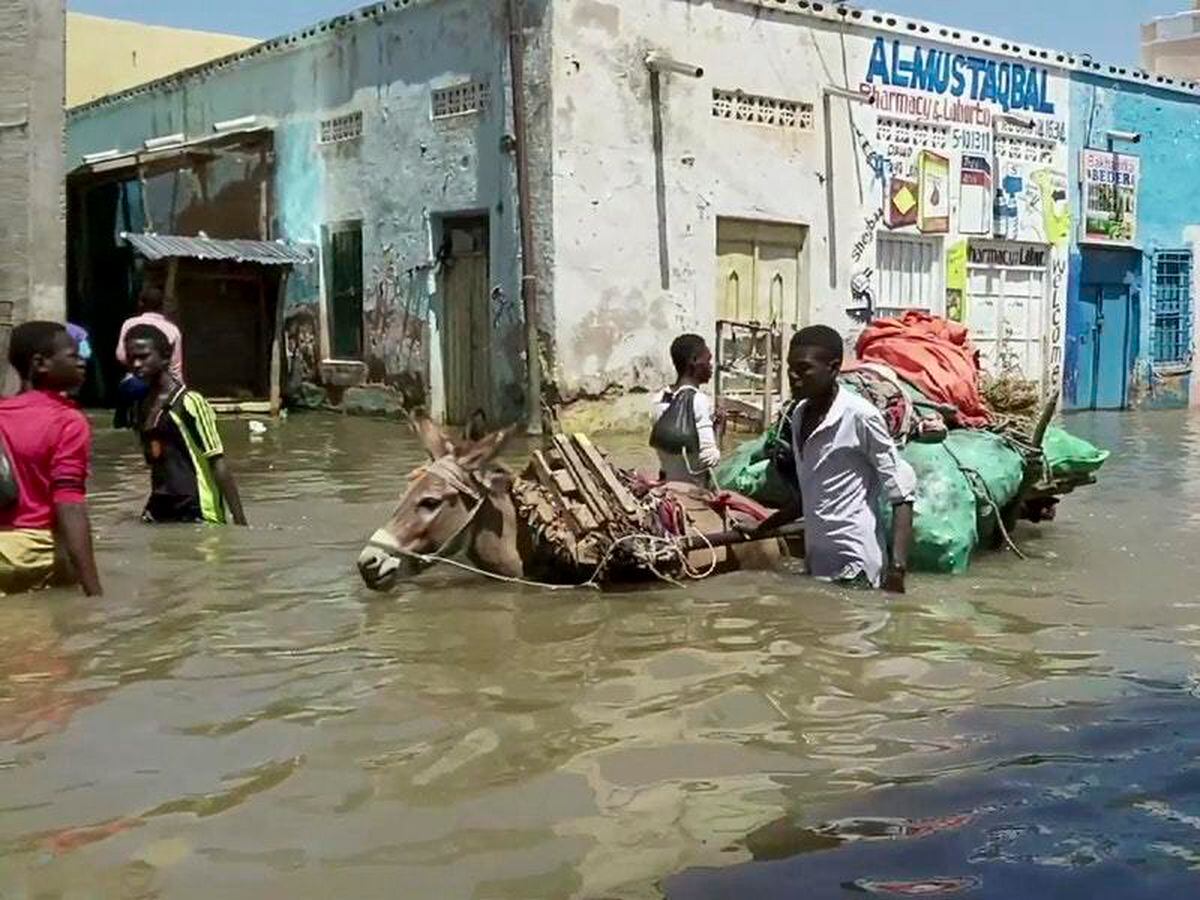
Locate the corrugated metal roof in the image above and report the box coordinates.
[122,233,315,266]
[73,125,273,176]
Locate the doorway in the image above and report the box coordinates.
[1075,283,1133,410]
[714,219,808,418]
[176,263,278,400]
[438,216,490,425]
[1073,248,1141,410]
[325,222,364,360]
[965,241,1050,386]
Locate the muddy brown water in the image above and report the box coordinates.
[1,411,1198,899]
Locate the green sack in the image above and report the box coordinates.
[898,442,978,574]
[715,435,797,509]
[717,425,1072,575]
[714,434,766,498]
[720,434,980,574]
[1042,426,1109,480]
[941,430,1025,545]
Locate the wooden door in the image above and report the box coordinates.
[441,220,490,425]
[716,239,755,322]
[715,220,806,326]
[178,267,265,399]
[714,220,807,409]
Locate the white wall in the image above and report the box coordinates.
[549,0,1072,397]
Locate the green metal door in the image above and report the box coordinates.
[329,226,363,359]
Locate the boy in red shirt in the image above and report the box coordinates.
[0,322,103,595]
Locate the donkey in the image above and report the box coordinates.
[356,419,786,593]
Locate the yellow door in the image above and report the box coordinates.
[715,219,807,327]
[714,220,808,416]
[717,240,755,322]
[757,240,803,324]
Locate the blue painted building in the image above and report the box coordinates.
[1065,73,1200,410]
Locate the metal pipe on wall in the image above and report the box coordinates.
[645,52,704,292]
[822,86,874,291]
[507,0,543,435]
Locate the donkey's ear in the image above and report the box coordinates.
[457,426,516,470]
[464,408,488,443]
[413,416,454,459]
[479,464,513,497]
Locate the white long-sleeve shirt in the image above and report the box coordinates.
[791,387,917,587]
[652,386,721,486]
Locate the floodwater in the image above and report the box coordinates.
[1,411,1199,899]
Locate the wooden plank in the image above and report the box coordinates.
[529,451,583,532]
[552,469,575,494]
[573,434,640,517]
[531,449,601,533]
[270,271,289,417]
[677,521,804,553]
[530,450,559,492]
[164,258,179,321]
[552,434,611,524]
[530,451,566,499]
[572,505,599,531]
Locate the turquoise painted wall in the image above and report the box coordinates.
[67,0,535,422]
[1066,74,1200,410]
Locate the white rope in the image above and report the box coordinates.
[396,527,723,592]
[943,445,1027,561]
[383,455,729,591]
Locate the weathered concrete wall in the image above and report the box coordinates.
[1065,73,1200,410]
[0,0,65,370]
[548,0,1072,405]
[69,0,539,424]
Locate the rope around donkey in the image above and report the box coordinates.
[397,526,721,592]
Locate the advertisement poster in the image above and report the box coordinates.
[887,178,918,229]
[1081,149,1140,245]
[917,150,950,234]
[958,156,992,236]
[946,240,968,322]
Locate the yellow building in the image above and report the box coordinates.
[67,13,258,108]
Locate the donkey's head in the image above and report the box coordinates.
[357,417,512,592]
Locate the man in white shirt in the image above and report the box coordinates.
[651,334,723,487]
[748,325,915,592]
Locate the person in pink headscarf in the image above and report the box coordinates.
[114,286,184,429]
[116,286,184,381]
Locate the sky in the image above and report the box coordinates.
[68,0,1185,69]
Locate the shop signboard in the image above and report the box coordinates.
[1081,149,1140,245]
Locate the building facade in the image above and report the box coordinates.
[67,0,550,421]
[64,0,1200,424]
[1065,71,1200,410]
[1142,1,1200,81]
[1,0,66,378]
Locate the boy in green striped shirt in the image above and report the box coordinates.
[123,324,247,526]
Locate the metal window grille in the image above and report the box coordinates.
[1151,249,1194,365]
[876,116,949,150]
[875,235,942,312]
[319,111,363,145]
[995,133,1055,164]
[431,81,491,120]
[711,89,813,131]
